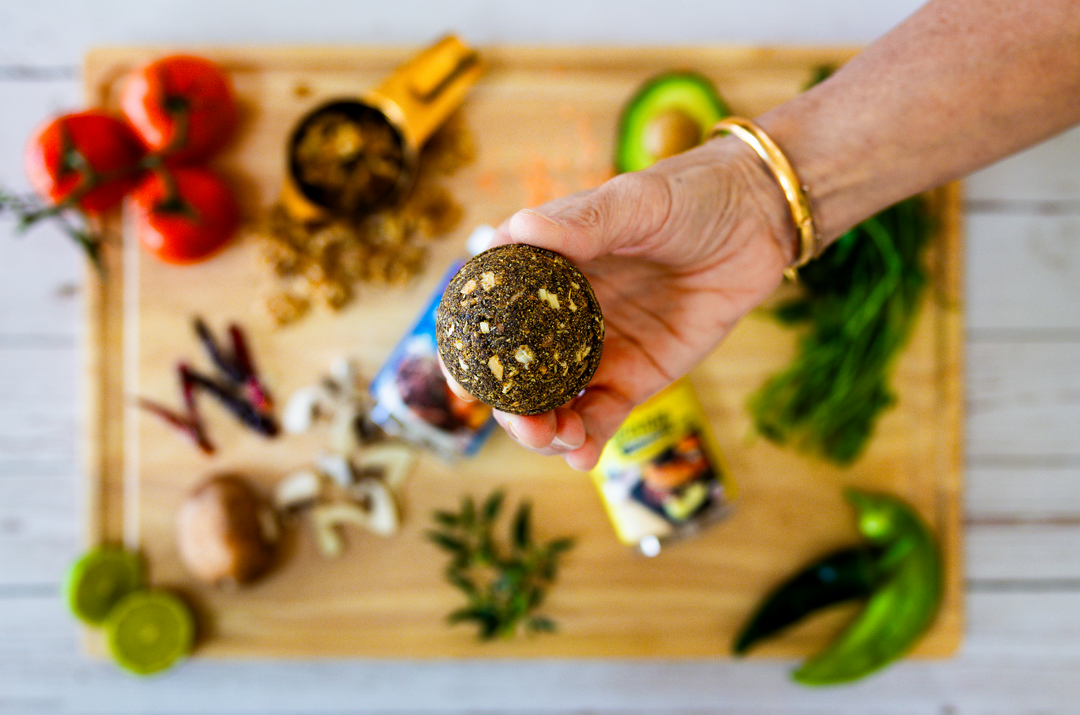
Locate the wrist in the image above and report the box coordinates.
[709,118,820,278]
[755,106,862,248]
[700,131,804,273]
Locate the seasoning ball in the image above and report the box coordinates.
[435,243,604,415]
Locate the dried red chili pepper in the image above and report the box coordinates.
[182,366,279,437]
[192,317,274,413]
[137,318,278,452]
[228,324,273,413]
[136,396,214,454]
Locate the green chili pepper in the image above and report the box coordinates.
[732,545,885,655]
[792,488,943,685]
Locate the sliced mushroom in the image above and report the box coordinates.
[347,477,399,536]
[355,443,417,489]
[310,501,370,559]
[274,468,325,512]
[282,383,336,434]
[329,356,360,402]
[329,405,363,455]
[315,452,356,488]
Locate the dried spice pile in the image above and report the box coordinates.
[259,114,474,325]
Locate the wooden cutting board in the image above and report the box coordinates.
[81,44,963,659]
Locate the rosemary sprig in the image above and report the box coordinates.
[0,189,104,273]
[428,490,574,640]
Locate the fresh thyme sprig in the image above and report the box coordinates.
[428,490,574,640]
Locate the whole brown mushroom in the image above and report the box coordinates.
[176,474,279,587]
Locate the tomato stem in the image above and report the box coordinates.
[148,166,199,221]
[158,87,192,157]
[58,124,94,181]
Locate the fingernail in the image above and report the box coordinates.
[503,418,519,440]
[552,435,584,451]
[521,209,562,227]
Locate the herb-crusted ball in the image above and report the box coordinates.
[435,243,604,415]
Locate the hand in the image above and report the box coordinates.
[451,137,798,470]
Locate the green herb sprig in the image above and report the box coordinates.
[428,490,574,640]
[1,189,104,271]
[747,196,932,464]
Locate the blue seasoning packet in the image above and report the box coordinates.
[369,227,498,460]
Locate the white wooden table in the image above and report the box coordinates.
[3,1,1080,712]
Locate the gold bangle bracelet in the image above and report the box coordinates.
[708,117,819,279]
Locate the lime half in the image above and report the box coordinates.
[105,590,195,676]
[64,547,145,625]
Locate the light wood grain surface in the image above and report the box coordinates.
[3,1,1080,712]
[78,44,963,661]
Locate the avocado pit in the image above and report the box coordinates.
[644,109,703,162]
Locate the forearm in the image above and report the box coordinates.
[759,0,1080,244]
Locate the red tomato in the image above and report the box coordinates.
[23,110,145,215]
[119,54,238,163]
[131,166,239,264]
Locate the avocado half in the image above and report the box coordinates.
[615,71,729,174]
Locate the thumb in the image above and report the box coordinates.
[506,173,668,264]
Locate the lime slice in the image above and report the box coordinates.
[63,547,145,625]
[105,590,195,676]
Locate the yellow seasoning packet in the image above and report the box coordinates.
[591,377,733,555]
